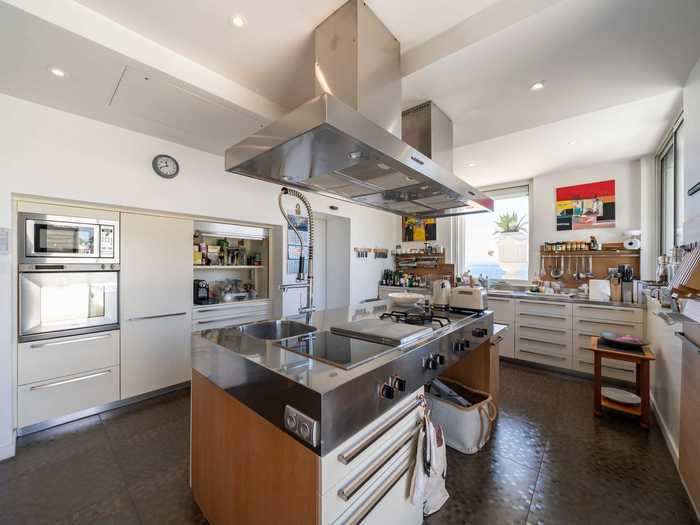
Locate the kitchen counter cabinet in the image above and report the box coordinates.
[440,337,500,406]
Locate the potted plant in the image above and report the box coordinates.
[493,212,528,280]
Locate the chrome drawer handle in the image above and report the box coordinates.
[197,315,253,325]
[129,312,186,321]
[488,297,511,302]
[520,337,566,348]
[519,325,567,335]
[341,457,415,525]
[29,333,112,348]
[519,349,566,360]
[579,305,635,313]
[579,319,635,328]
[30,370,112,390]
[338,422,420,501]
[519,313,567,321]
[676,332,700,353]
[338,399,421,465]
[520,300,566,307]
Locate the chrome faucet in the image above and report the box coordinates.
[278,187,315,322]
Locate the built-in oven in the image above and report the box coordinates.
[19,212,119,266]
[19,266,119,342]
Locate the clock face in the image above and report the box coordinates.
[152,155,179,179]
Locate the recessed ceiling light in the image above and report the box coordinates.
[466,162,477,168]
[568,140,577,145]
[530,81,546,91]
[49,67,66,77]
[230,14,247,28]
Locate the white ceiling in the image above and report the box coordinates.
[1,0,699,186]
[453,90,682,187]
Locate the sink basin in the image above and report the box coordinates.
[238,320,317,340]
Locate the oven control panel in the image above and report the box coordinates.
[100,225,115,258]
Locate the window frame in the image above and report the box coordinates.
[657,114,684,255]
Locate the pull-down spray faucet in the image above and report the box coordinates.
[278,187,315,322]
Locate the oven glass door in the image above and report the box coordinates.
[19,271,119,340]
[25,219,100,259]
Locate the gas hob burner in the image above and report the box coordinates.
[380,310,450,328]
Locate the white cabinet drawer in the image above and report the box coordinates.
[516,324,572,345]
[18,330,119,385]
[323,435,419,524]
[517,299,572,317]
[494,325,514,358]
[573,318,644,337]
[487,296,515,323]
[516,337,572,368]
[18,366,119,428]
[516,310,572,330]
[573,304,643,324]
[574,353,636,382]
[321,388,423,496]
[192,312,269,331]
[193,300,272,320]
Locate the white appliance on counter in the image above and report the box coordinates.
[432,279,451,307]
[449,286,488,311]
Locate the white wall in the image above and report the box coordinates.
[529,160,642,279]
[684,58,700,243]
[0,93,400,458]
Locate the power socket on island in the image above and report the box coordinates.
[284,405,319,447]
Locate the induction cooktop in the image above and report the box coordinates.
[278,331,396,370]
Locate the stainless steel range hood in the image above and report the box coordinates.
[225,0,493,218]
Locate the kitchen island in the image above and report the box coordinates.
[190,301,494,525]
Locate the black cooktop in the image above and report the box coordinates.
[278,331,396,370]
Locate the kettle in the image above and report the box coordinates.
[432,279,451,307]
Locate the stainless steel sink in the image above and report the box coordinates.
[238,320,317,341]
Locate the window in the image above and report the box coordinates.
[453,184,530,282]
[659,119,685,255]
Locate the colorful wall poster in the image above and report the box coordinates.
[402,217,437,241]
[555,180,616,231]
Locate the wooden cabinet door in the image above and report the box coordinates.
[121,213,193,399]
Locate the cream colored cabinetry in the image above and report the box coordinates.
[121,213,193,399]
[515,300,573,368]
[192,300,272,332]
[572,304,643,382]
[321,390,423,525]
[17,330,121,427]
[488,296,515,358]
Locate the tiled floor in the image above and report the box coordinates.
[0,361,697,524]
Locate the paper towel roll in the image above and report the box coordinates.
[624,238,641,250]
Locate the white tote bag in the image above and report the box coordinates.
[410,404,449,516]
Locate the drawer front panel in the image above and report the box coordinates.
[517,299,572,317]
[574,354,636,382]
[573,304,643,324]
[321,388,423,495]
[516,323,572,345]
[516,311,572,330]
[516,337,573,368]
[192,312,269,332]
[18,366,119,428]
[573,318,644,337]
[193,300,272,321]
[487,296,515,323]
[18,330,120,385]
[495,326,515,358]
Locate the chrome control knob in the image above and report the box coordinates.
[380,383,395,399]
[392,376,407,391]
[435,354,446,365]
[453,341,465,352]
[472,327,488,338]
[424,357,438,370]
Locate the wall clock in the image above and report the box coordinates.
[152,154,179,179]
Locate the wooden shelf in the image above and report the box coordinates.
[540,249,640,256]
[601,396,641,417]
[193,265,265,270]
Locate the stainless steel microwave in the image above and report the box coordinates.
[19,212,119,265]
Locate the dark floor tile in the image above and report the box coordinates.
[0,445,125,525]
[109,417,189,485]
[128,461,203,525]
[99,388,190,443]
[486,413,547,471]
[425,447,538,525]
[53,494,141,525]
[0,415,109,485]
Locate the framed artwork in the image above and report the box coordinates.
[402,217,437,241]
[556,180,616,231]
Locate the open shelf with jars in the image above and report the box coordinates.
[193,221,270,307]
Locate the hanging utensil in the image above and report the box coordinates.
[586,255,595,278]
[540,256,546,279]
[550,254,563,279]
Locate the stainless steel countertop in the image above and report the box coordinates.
[192,300,489,396]
[487,290,645,309]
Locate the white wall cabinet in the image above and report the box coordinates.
[121,213,193,399]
